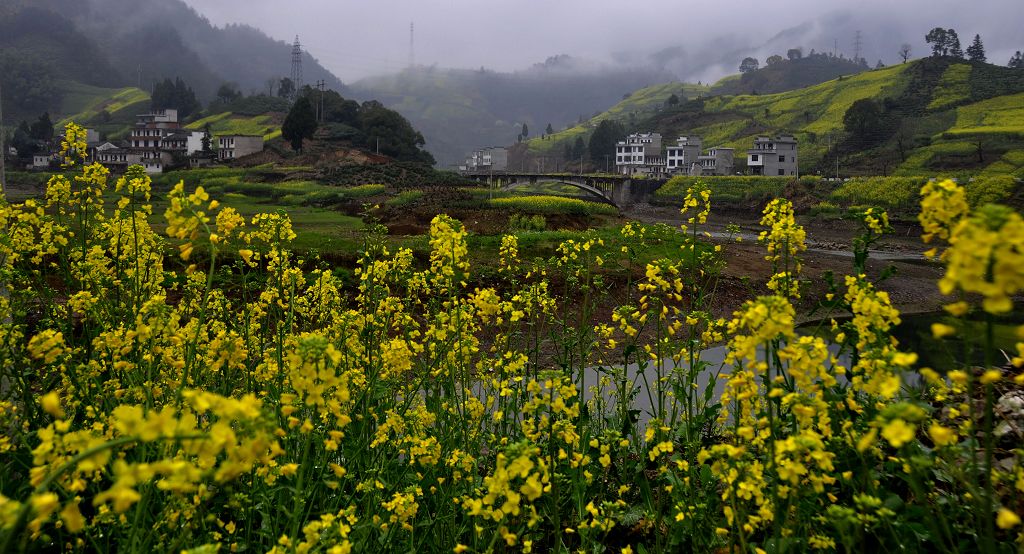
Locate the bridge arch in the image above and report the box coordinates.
[503,178,618,207]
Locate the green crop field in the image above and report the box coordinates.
[927,63,972,110]
[186,112,283,141]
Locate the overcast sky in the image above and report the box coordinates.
[184,0,1024,82]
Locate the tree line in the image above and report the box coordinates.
[282,87,435,165]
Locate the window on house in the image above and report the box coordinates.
[751,155,759,161]
[779,155,785,163]
[778,169,785,175]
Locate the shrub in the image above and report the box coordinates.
[386,190,424,207]
[508,213,547,231]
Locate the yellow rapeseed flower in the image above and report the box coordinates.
[996,507,1021,529]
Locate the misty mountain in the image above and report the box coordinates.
[350,58,676,166]
[1,0,345,102]
[616,9,943,85]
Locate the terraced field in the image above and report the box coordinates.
[185,111,284,141]
[525,58,1024,177]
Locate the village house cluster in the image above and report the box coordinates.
[614,132,798,177]
[27,109,265,174]
[459,146,509,172]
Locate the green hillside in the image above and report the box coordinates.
[186,112,283,141]
[527,82,710,155]
[525,58,1024,177]
[55,82,150,139]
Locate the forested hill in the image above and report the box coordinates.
[0,0,345,121]
[349,58,676,166]
[710,52,870,96]
[525,57,1024,178]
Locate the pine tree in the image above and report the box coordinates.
[966,34,986,62]
[1010,51,1024,69]
[587,119,625,164]
[521,123,528,138]
[545,123,553,135]
[948,29,964,59]
[30,113,54,141]
[282,97,317,151]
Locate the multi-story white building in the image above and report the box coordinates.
[747,135,798,177]
[461,147,508,172]
[218,135,265,161]
[615,132,665,176]
[113,109,184,173]
[628,134,736,177]
[160,130,208,155]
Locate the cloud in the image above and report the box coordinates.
[183,0,1024,82]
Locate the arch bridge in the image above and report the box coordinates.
[463,173,665,208]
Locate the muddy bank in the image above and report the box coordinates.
[624,203,947,318]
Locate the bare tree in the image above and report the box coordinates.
[899,43,912,63]
[265,78,277,97]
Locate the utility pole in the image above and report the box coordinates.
[829,133,838,179]
[409,22,415,69]
[316,80,326,123]
[375,137,380,155]
[604,154,609,173]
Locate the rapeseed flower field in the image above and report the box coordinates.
[0,124,1022,552]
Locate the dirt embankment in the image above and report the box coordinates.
[625,203,948,318]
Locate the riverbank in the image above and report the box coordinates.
[625,202,948,319]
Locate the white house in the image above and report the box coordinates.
[32,154,53,169]
[747,135,798,177]
[218,135,264,160]
[615,132,665,176]
[461,147,508,172]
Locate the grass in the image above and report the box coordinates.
[386,190,424,207]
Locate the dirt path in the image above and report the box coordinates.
[624,203,948,318]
